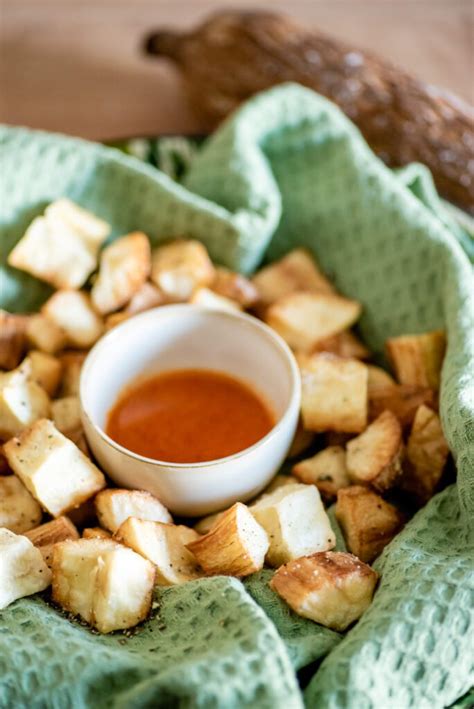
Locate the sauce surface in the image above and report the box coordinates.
[106,368,275,463]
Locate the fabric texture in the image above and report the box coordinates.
[1,84,473,708]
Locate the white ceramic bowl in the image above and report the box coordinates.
[80,304,301,516]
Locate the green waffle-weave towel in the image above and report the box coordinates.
[0,84,473,709]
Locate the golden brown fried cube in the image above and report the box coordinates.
[25,515,79,567]
[386,330,446,391]
[91,232,151,315]
[125,282,166,314]
[270,551,378,631]
[311,331,370,360]
[346,410,404,492]
[193,511,224,535]
[253,474,301,502]
[266,292,362,353]
[52,538,155,633]
[286,419,315,458]
[335,486,404,563]
[151,239,215,301]
[115,518,201,585]
[368,383,436,428]
[403,405,449,502]
[82,527,112,540]
[252,248,335,310]
[0,361,50,439]
[95,489,172,533]
[28,351,62,397]
[8,216,96,290]
[8,200,109,290]
[26,315,67,355]
[0,528,52,610]
[25,516,79,547]
[300,354,368,433]
[42,291,103,349]
[366,365,396,395]
[0,311,28,370]
[211,268,260,308]
[0,475,42,534]
[51,397,82,439]
[104,312,130,331]
[187,502,269,577]
[190,288,241,312]
[4,419,105,517]
[250,484,335,567]
[58,352,87,397]
[292,446,350,501]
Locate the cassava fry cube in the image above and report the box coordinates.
[25,516,79,567]
[287,419,315,458]
[212,267,259,308]
[300,354,368,433]
[254,474,300,501]
[0,475,42,533]
[66,498,96,528]
[82,527,111,540]
[265,292,362,353]
[91,232,151,314]
[252,248,335,309]
[26,315,67,355]
[0,360,50,439]
[368,383,436,428]
[51,397,82,438]
[42,291,103,349]
[52,538,155,633]
[311,331,370,360]
[0,528,52,609]
[104,312,129,331]
[7,216,95,290]
[58,352,87,397]
[44,199,110,248]
[404,405,449,502]
[367,365,396,394]
[270,551,378,631]
[4,419,106,517]
[186,503,268,577]
[125,282,166,314]
[94,489,172,533]
[292,446,350,501]
[0,311,28,370]
[250,484,335,567]
[151,239,215,301]
[386,330,446,390]
[25,516,79,547]
[115,518,202,585]
[193,512,224,536]
[190,288,241,312]
[335,486,404,563]
[28,351,62,397]
[346,410,404,492]
[8,200,109,289]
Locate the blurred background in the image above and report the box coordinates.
[1,0,472,140]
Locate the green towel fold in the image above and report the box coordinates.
[1,84,473,708]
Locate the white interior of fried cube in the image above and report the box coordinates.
[0,475,42,534]
[0,528,52,609]
[0,364,50,438]
[45,199,110,249]
[95,490,171,533]
[251,484,335,565]
[5,420,104,517]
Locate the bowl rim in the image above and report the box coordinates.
[80,303,301,470]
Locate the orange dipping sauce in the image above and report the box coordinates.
[106,369,275,464]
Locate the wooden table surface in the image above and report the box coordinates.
[1,0,472,141]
